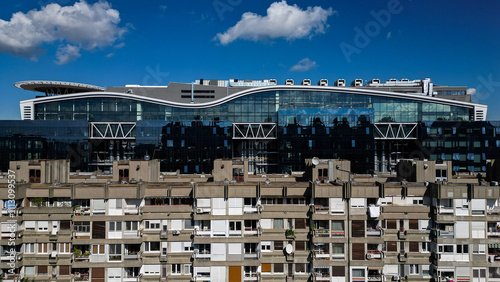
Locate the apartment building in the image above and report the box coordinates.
[0,158,499,282]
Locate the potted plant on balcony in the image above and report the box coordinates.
[286,226,296,239]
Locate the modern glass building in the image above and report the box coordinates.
[1,78,494,174]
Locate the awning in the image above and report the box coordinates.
[489,244,500,248]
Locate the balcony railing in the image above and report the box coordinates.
[74,273,90,281]
[367,228,383,236]
[314,229,330,237]
[437,230,454,238]
[74,207,91,216]
[124,206,139,215]
[438,207,454,214]
[314,206,329,214]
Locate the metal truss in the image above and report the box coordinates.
[233,123,277,139]
[90,122,136,139]
[374,123,418,139]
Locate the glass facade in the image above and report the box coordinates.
[33,91,472,124]
[0,89,486,174]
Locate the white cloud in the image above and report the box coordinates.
[290,58,317,72]
[0,1,126,62]
[214,1,333,45]
[55,44,81,65]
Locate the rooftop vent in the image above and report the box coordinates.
[318,79,328,86]
[285,79,294,85]
[301,79,311,86]
[334,79,346,87]
[351,79,363,87]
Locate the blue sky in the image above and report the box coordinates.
[0,0,499,120]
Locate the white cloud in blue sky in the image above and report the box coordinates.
[0,1,126,64]
[55,44,81,65]
[215,1,334,45]
[290,58,317,72]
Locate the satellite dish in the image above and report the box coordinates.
[312,157,320,166]
[285,244,294,254]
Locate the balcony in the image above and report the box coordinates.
[73,273,90,282]
[124,206,139,215]
[438,206,454,214]
[312,250,330,260]
[367,228,383,237]
[313,272,331,281]
[244,206,258,214]
[488,206,500,215]
[244,251,260,260]
[437,229,454,238]
[366,250,382,260]
[314,205,329,215]
[243,272,258,281]
[314,228,330,237]
[74,207,91,216]
[124,250,140,260]
[194,250,211,260]
[489,228,500,237]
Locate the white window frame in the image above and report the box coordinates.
[59,243,71,254]
[145,220,161,230]
[172,264,181,275]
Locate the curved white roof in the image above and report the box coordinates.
[15,80,105,93]
[20,85,485,110]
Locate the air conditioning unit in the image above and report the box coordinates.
[173,230,181,235]
[196,208,204,214]
[366,253,372,260]
[392,275,400,281]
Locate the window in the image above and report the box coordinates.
[229,221,241,231]
[109,221,122,232]
[261,241,271,252]
[144,242,160,252]
[38,265,48,275]
[409,242,419,252]
[421,242,430,253]
[38,243,48,254]
[145,220,160,230]
[184,242,193,252]
[274,241,283,251]
[184,219,193,230]
[59,243,71,253]
[274,219,283,229]
[25,266,35,276]
[172,264,181,275]
[92,244,105,255]
[125,221,138,231]
[274,263,284,273]
[184,264,191,275]
[295,263,307,274]
[438,245,454,253]
[456,244,469,254]
[25,243,35,253]
[25,221,35,231]
[473,244,486,254]
[109,244,122,261]
[409,264,420,275]
[38,221,49,232]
